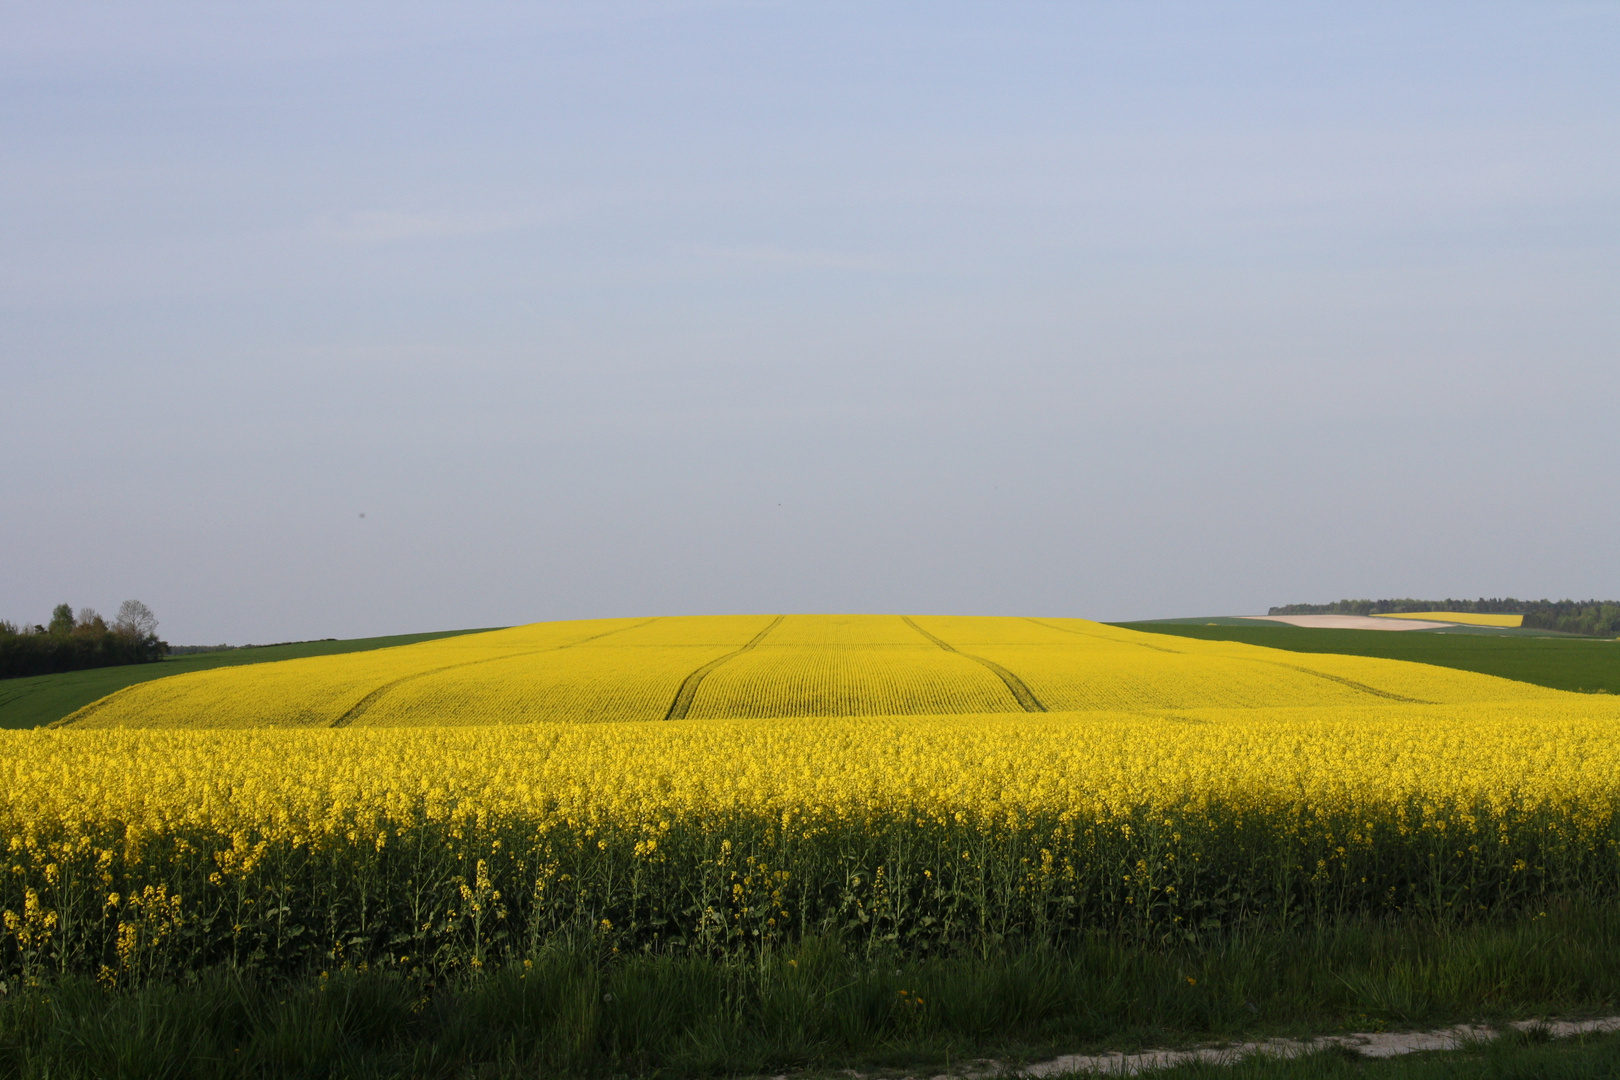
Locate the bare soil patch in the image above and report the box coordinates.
[1240,614,1452,631]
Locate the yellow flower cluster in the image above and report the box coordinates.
[5,696,1620,974]
[14,704,1620,835]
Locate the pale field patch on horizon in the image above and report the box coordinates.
[1374,611,1525,627]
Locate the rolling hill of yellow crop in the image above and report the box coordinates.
[60,614,1569,729]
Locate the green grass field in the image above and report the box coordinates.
[1114,621,1620,695]
[4,907,1618,1078]
[0,629,497,729]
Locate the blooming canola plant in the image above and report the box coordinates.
[4,616,1617,979]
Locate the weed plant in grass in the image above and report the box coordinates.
[2,908,1619,1079]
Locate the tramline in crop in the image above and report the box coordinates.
[59,616,1563,728]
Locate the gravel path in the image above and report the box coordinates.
[948,1016,1620,1077]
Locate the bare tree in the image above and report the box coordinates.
[115,599,159,640]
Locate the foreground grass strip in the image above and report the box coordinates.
[5,911,1620,1078]
[1008,1017,1620,1076]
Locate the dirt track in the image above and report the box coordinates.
[862,1016,1620,1079]
[1007,1016,1620,1076]
[1240,614,1452,631]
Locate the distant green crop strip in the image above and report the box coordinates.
[0,628,498,729]
[1112,622,1620,695]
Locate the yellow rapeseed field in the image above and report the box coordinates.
[1373,611,1525,627]
[5,700,1620,975]
[60,616,1564,728]
[6,615,1617,978]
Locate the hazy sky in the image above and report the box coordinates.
[4,2,1617,644]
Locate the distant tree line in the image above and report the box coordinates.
[1269,598,1620,637]
[0,600,168,679]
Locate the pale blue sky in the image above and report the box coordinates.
[3,2,1617,643]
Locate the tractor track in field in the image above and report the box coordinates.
[1268,661,1431,704]
[1025,617,1185,653]
[902,617,1047,713]
[330,618,663,727]
[1028,617,1430,705]
[662,615,785,721]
